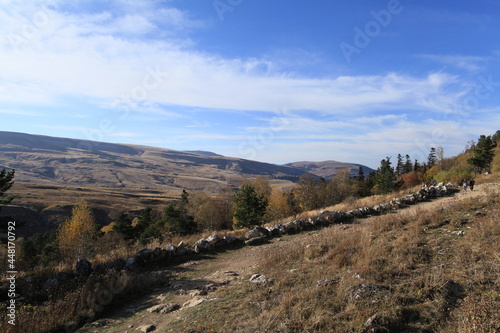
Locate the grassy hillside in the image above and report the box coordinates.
[0,131,306,191]
[2,177,498,333]
[163,182,500,332]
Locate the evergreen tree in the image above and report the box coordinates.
[134,207,154,238]
[354,166,370,197]
[396,154,404,175]
[492,130,500,143]
[112,212,134,239]
[403,155,413,174]
[374,157,399,194]
[427,147,437,168]
[365,171,377,194]
[181,189,189,205]
[233,184,268,229]
[413,159,421,172]
[162,202,197,236]
[467,134,497,174]
[0,168,15,208]
[0,169,15,233]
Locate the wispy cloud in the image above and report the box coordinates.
[0,1,472,118]
[0,108,42,116]
[419,54,489,72]
[107,132,141,138]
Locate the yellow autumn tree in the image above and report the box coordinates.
[58,199,99,262]
[265,188,294,222]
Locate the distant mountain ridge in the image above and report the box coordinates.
[0,131,303,191]
[183,150,224,157]
[0,131,373,191]
[286,161,374,179]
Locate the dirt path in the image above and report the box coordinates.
[76,184,499,333]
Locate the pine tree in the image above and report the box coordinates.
[233,184,268,229]
[161,202,197,236]
[467,134,497,174]
[492,130,500,143]
[112,212,134,239]
[427,147,437,168]
[413,159,420,172]
[57,199,99,262]
[396,154,404,175]
[0,168,15,232]
[403,155,413,174]
[0,168,15,209]
[374,157,399,194]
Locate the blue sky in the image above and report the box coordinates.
[1,0,499,169]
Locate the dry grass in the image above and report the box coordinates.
[1,267,171,333]
[2,182,498,332]
[254,188,499,332]
[167,184,499,332]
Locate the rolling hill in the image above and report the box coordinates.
[0,131,373,190]
[0,131,306,192]
[286,160,374,179]
[0,131,373,231]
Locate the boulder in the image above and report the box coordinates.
[245,227,269,240]
[245,237,267,246]
[194,243,208,253]
[93,264,106,275]
[152,247,169,262]
[319,210,335,221]
[136,248,153,265]
[44,279,59,289]
[108,258,126,271]
[308,217,322,226]
[165,243,177,255]
[348,209,364,218]
[223,236,238,245]
[55,271,73,282]
[266,225,283,237]
[196,238,209,246]
[283,220,303,234]
[75,259,92,277]
[138,325,156,333]
[249,274,274,285]
[176,242,189,256]
[125,258,138,271]
[402,195,417,205]
[206,234,223,247]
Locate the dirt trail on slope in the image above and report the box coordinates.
[76,183,499,333]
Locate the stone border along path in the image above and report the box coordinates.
[71,182,500,333]
[44,183,455,289]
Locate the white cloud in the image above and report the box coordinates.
[419,54,489,72]
[0,1,472,118]
[0,108,41,116]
